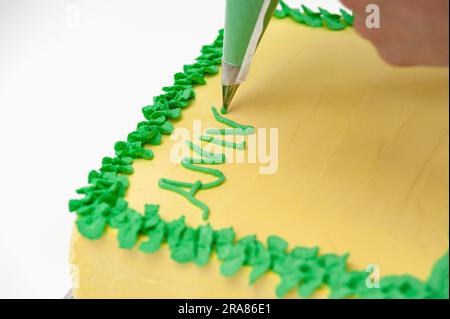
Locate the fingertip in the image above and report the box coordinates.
[340,0,366,12]
[376,47,414,67]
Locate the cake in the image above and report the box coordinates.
[69,3,449,299]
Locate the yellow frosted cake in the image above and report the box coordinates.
[69,4,449,299]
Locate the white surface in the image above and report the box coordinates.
[0,0,345,299]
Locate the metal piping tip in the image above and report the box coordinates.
[222,84,240,112]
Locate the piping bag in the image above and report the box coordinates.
[222,0,280,112]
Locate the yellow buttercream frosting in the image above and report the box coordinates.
[70,18,449,299]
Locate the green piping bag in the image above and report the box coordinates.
[222,0,280,112]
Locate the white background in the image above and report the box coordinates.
[0,0,345,298]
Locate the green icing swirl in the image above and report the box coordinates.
[69,20,449,299]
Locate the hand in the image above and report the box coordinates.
[340,0,449,66]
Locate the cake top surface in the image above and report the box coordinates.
[70,4,449,299]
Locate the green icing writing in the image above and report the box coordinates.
[211,106,255,133]
[69,22,449,299]
[206,128,255,136]
[158,179,211,220]
[200,135,246,150]
[186,140,226,164]
[274,1,354,31]
[158,107,255,220]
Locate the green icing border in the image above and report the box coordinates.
[69,4,449,299]
[274,2,354,30]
